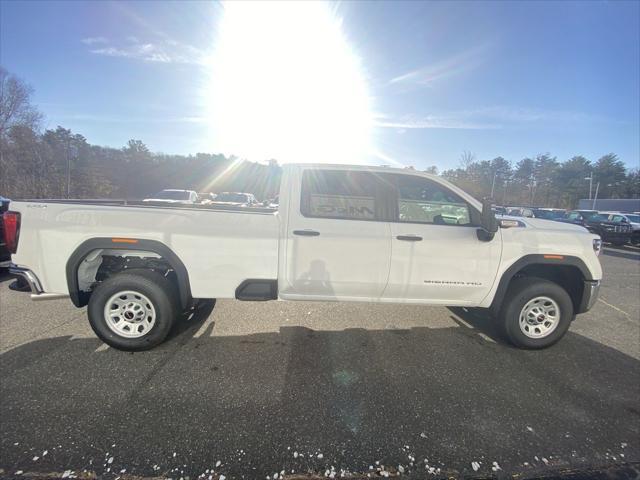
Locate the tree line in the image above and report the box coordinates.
[1,66,638,207]
[439,151,638,208]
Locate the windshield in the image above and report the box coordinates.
[215,193,248,203]
[151,190,190,200]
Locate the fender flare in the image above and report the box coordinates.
[66,238,192,308]
[489,254,593,311]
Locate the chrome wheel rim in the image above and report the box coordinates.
[104,290,156,338]
[519,296,560,338]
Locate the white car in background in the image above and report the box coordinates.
[143,189,198,204]
[211,192,259,207]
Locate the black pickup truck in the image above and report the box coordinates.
[562,210,632,246]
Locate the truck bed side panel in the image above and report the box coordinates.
[10,202,279,299]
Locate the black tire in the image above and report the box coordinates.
[88,269,179,351]
[499,276,574,349]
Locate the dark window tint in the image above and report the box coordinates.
[385,174,471,225]
[301,170,380,221]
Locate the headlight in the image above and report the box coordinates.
[593,238,602,256]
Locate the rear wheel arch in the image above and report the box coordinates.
[490,254,591,313]
[66,238,192,309]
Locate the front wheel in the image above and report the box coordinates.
[88,269,179,351]
[499,277,574,349]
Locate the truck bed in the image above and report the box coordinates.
[10,200,280,299]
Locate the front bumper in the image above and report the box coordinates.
[577,279,600,314]
[601,232,632,243]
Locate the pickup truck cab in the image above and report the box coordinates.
[5,164,602,351]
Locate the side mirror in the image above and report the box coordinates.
[477,197,499,241]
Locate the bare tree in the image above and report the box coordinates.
[459,150,475,169]
[0,67,42,139]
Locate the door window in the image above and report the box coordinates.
[385,174,472,225]
[301,170,382,221]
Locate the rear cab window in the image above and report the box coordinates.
[300,169,385,221]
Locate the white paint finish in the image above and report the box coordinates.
[280,216,391,299]
[11,203,279,299]
[383,224,501,304]
[278,164,392,300]
[478,221,603,307]
[10,163,602,310]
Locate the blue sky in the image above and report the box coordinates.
[1,0,639,170]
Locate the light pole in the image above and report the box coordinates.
[592,182,600,209]
[490,171,498,198]
[585,173,593,200]
[66,138,71,199]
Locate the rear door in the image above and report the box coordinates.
[281,168,392,300]
[381,173,501,305]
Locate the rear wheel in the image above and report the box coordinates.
[499,277,574,349]
[88,269,179,351]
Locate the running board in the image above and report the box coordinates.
[235,279,278,301]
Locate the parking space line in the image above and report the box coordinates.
[193,319,214,338]
[453,316,473,329]
[477,332,496,343]
[598,298,632,320]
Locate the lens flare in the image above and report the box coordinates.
[206,1,373,164]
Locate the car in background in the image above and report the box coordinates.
[211,192,259,207]
[197,192,217,205]
[0,196,12,268]
[143,189,198,204]
[505,206,534,217]
[602,212,640,245]
[531,208,567,221]
[562,210,632,246]
[492,205,507,215]
[264,195,279,209]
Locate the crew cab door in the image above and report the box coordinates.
[380,173,501,305]
[280,168,392,300]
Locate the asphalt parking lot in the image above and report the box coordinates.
[0,247,638,479]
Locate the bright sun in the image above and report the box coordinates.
[206,1,373,164]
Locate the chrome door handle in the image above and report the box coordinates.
[293,230,320,236]
[396,235,422,241]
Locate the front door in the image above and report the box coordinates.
[381,173,502,305]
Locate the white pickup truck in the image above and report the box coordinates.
[4,164,602,351]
